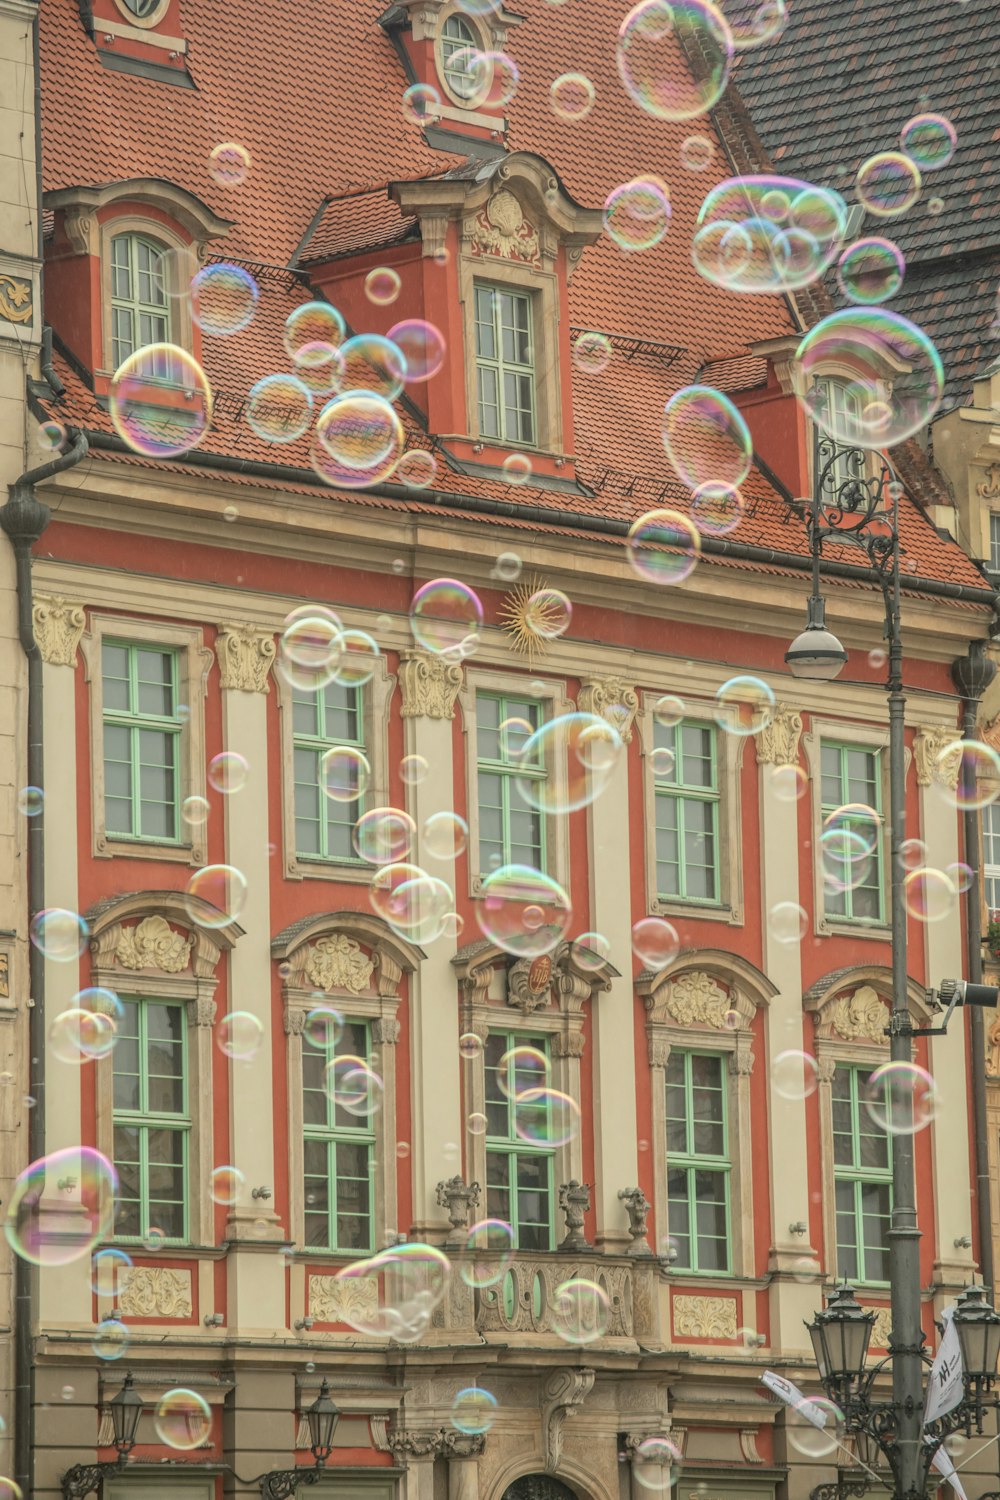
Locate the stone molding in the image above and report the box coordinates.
[578,675,639,743]
[114,914,192,974]
[33,594,86,666]
[117,1265,193,1318]
[672,1294,738,1340]
[297,933,375,995]
[754,704,803,766]
[215,623,276,693]
[542,1367,595,1473]
[812,983,888,1046]
[387,1427,487,1459]
[308,1273,378,1324]
[399,650,464,719]
[913,725,962,788]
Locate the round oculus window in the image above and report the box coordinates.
[113,0,170,25]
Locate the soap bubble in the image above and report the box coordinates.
[653,695,685,727]
[93,1319,129,1361]
[795,309,944,447]
[185,864,248,927]
[770,902,807,944]
[90,1246,132,1295]
[693,176,847,293]
[476,865,572,957]
[552,1278,610,1343]
[551,71,596,120]
[627,509,701,584]
[182,795,210,826]
[663,385,753,491]
[714,676,776,736]
[320,746,370,803]
[402,83,442,124]
[723,0,787,47]
[336,629,381,688]
[410,578,483,655]
[631,917,679,970]
[191,262,259,336]
[6,1147,117,1266]
[110,344,212,458]
[633,1437,683,1491]
[366,267,401,306]
[900,113,956,170]
[209,1166,244,1205]
[17,786,43,816]
[30,908,89,962]
[246,374,313,443]
[155,1388,212,1450]
[856,152,921,217]
[369,861,454,943]
[617,0,733,122]
[395,449,438,488]
[460,1218,515,1288]
[772,1049,819,1100]
[467,1111,487,1134]
[48,1008,117,1065]
[862,1060,937,1135]
[525,588,572,639]
[787,1396,844,1458]
[572,931,613,970]
[423,811,469,860]
[515,1088,580,1146]
[497,1046,551,1099]
[316,392,404,472]
[279,611,343,692]
[326,1055,384,1117]
[495,550,523,581]
[218,1011,264,1060]
[937,740,1000,810]
[388,319,446,382]
[515,713,623,815]
[904,867,957,923]
[604,177,671,252]
[836,238,905,304]
[772,764,808,801]
[680,134,714,171]
[208,141,251,185]
[451,1388,498,1435]
[572,331,613,374]
[459,1032,484,1061]
[333,1242,450,1343]
[338,334,407,401]
[284,302,346,365]
[690,481,745,535]
[304,1006,345,1050]
[353,806,415,864]
[502,453,532,485]
[208,751,248,794]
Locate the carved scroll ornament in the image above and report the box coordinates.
[829,984,887,1045]
[672,1294,737,1339]
[301,933,375,994]
[33,595,86,666]
[399,651,464,719]
[115,915,193,974]
[117,1266,192,1318]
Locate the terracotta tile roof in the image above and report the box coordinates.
[735,0,1000,406]
[298,188,420,266]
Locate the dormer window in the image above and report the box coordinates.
[440,13,480,100]
[110,233,170,369]
[475,283,535,445]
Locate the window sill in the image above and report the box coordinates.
[818,914,891,940]
[285,854,376,884]
[96,833,202,865]
[651,896,742,927]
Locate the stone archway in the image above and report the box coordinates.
[502,1479,579,1500]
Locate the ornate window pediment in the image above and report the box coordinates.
[453,936,617,1045]
[804,965,934,1057]
[86,889,243,999]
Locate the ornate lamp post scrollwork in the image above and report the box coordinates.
[62,1373,144,1500]
[257,1380,341,1500]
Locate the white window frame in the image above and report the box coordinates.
[983,803,1000,915]
[80,614,213,865]
[436,9,484,103]
[990,514,1000,574]
[99,216,197,377]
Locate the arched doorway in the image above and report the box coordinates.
[502,1478,579,1500]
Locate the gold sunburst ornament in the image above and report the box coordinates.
[498,574,562,665]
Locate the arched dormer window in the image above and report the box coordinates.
[439,12,480,100]
[110,233,170,369]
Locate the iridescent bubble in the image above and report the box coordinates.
[631,916,680,970]
[320,746,370,803]
[617,0,733,121]
[218,1011,264,1060]
[5,1147,117,1266]
[110,344,212,458]
[937,740,1000,810]
[353,806,415,864]
[191,262,259,336]
[93,1319,129,1361]
[573,931,613,969]
[334,1243,450,1342]
[75,985,124,1028]
[550,71,596,120]
[91,1246,132,1295]
[30,908,88,962]
[461,1217,515,1288]
[663,385,753,490]
[278,611,343,693]
[690,481,745,535]
[502,453,532,485]
[369,861,454,943]
[904,867,957,923]
[447,47,519,107]
[325,1055,384,1117]
[366,267,401,306]
[795,310,944,448]
[572,331,613,374]
[653,694,685,727]
[395,449,438,488]
[900,838,926,871]
[693,176,847,293]
[182,795,210,827]
[159,243,199,300]
[17,785,43,816]
[947,861,974,894]
[823,802,881,857]
[863,1060,937,1135]
[836,238,905,304]
[552,1278,610,1344]
[423,811,469,860]
[143,1226,166,1252]
[787,1397,844,1458]
[467,1111,488,1135]
[284,302,346,365]
[772,1050,819,1100]
[856,152,921,217]
[627,509,701,584]
[722,0,786,46]
[185,864,248,928]
[304,1006,344,1050]
[633,1437,683,1491]
[208,141,251,186]
[515,1088,581,1146]
[48,1008,117,1065]
[451,1388,498,1435]
[713,676,776,736]
[477,865,572,957]
[209,1165,244,1206]
[603,177,671,252]
[900,113,956,170]
[208,751,248,795]
[680,133,714,171]
[497,1046,550,1099]
[410,578,483,655]
[770,901,807,944]
[317,391,404,472]
[402,82,442,125]
[388,319,446,382]
[38,421,66,453]
[336,629,381,688]
[246,374,313,443]
[772,763,808,801]
[400,754,428,786]
[155,1388,212,1450]
[459,1032,484,1061]
[525,588,572,640]
[516,713,623,815]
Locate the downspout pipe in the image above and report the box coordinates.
[1,425,89,1499]
[951,641,998,1298]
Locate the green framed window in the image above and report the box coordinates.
[102,640,182,842]
[832,1066,891,1284]
[303,1019,374,1251]
[820,742,883,923]
[293,680,366,863]
[477,692,545,875]
[813,376,864,496]
[654,720,720,903]
[474,284,536,445]
[665,1051,730,1273]
[110,233,169,370]
[440,12,479,98]
[485,1032,554,1250]
[112,998,189,1243]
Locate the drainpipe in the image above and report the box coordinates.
[1,424,89,1499]
[951,641,998,1297]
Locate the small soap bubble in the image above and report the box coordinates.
[284,302,345,365]
[365,267,401,306]
[155,1388,212,1450]
[904,867,957,923]
[663,384,752,490]
[353,806,416,864]
[191,262,259,336]
[863,1061,937,1135]
[714,676,776,737]
[182,795,210,827]
[836,238,905,305]
[30,908,89,963]
[423,811,469,860]
[208,141,251,186]
[400,754,429,786]
[388,319,446,382]
[320,747,370,803]
[477,865,572,957]
[787,1397,844,1458]
[631,917,679,970]
[325,1057,384,1117]
[395,449,437,489]
[572,331,613,374]
[218,1011,264,1060]
[627,510,701,585]
[91,1246,132,1296]
[208,751,248,795]
[61,1385,75,1401]
[680,134,714,171]
[552,1278,610,1344]
[900,837,927,870]
[550,71,596,121]
[633,1437,683,1492]
[604,176,671,252]
[572,931,612,970]
[246,374,313,443]
[771,764,807,801]
[143,1226,166,1252]
[771,1049,819,1101]
[856,152,922,217]
[93,1319,129,1361]
[304,1006,345,1050]
[495,550,523,581]
[467,1111,488,1135]
[502,453,533,485]
[38,420,66,453]
[653,694,685,727]
[900,113,956,170]
[209,1166,244,1206]
[451,1388,498,1434]
[459,1032,484,1061]
[17,786,43,817]
[402,83,441,125]
[410,579,483,656]
[525,588,572,640]
[769,901,807,944]
[185,865,248,928]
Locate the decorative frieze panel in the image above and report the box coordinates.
[475,1255,648,1339]
[308,1273,379,1324]
[115,914,192,973]
[117,1265,192,1319]
[672,1294,738,1340]
[816,984,888,1045]
[868,1305,892,1351]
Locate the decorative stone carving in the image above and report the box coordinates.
[913,726,962,789]
[372,1016,401,1045]
[192,996,217,1028]
[829,985,888,1045]
[399,651,464,719]
[579,677,639,743]
[542,1367,595,1472]
[471,190,540,265]
[477,1257,642,1338]
[662,971,731,1029]
[868,1305,892,1351]
[436,1175,481,1240]
[388,1428,486,1459]
[618,1187,652,1255]
[302,934,375,994]
[558,1180,591,1250]
[739,1430,764,1464]
[215,623,276,693]
[308,1273,379,1324]
[115,915,193,974]
[0,272,33,325]
[648,1035,672,1068]
[672,1294,738,1340]
[284,1009,307,1037]
[755,705,804,767]
[551,1031,586,1059]
[508,954,553,1013]
[117,1266,192,1319]
[33,595,86,666]
[977,462,1000,501]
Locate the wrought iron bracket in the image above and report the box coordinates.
[62,1461,126,1500]
[259,1464,326,1500]
[810,1478,871,1500]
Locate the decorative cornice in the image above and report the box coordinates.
[913,725,962,788]
[33,595,86,667]
[754,704,803,766]
[579,675,639,743]
[399,650,464,719]
[216,623,276,693]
